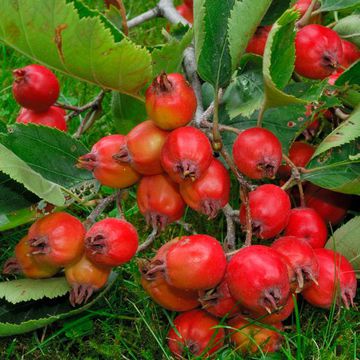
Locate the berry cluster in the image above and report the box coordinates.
[3,212,138,306]
[12,64,67,131]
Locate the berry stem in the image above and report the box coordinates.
[116,0,129,36]
[137,227,158,254]
[223,204,236,252]
[212,88,223,151]
[296,0,319,28]
[240,188,253,247]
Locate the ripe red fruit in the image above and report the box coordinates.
[85,218,138,268]
[12,64,60,112]
[167,310,225,358]
[113,120,169,175]
[341,39,360,68]
[77,135,141,188]
[304,184,352,226]
[302,249,357,309]
[145,73,197,130]
[284,207,328,248]
[246,26,272,56]
[229,317,283,355]
[271,236,319,292]
[65,255,111,306]
[180,158,230,218]
[161,127,213,183]
[328,70,343,85]
[295,25,343,79]
[2,236,59,279]
[227,245,290,314]
[16,106,67,131]
[176,4,193,24]
[140,260,200,312]
[137,174,185,230]
[27,212,85,267]
[184,0,193,7]
[239,184,291,239]
[233,128,282,179]
[145,235,227,291]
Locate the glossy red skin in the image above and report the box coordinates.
[85,218,138,267]
[141,270,200,312]
[233,128,282,179]
[176,4,193,23]
[119,120,169,175]
[13,64,60,112]
[229,317,283,354]
[165,235,227,290]
[295,25,343,79]
[246,26,272,56]
[161,127,213,183]
[284,208,328,248]
[28,212,85,267]
[184,0,193,7]
[146,73,197,130]
[304,184,352,226]
[278,142,315,179]
[16,106,67,131]
[341,39,360,68]
[168,310,225,358]
[227,245,290,314]
[239,184,291,239]
[77,135,141,188]
[180,158,230,219]
[271,236,319,292]
[302,249,357,309]
[137,174,185,229]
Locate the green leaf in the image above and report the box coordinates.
[0,143,65,206]
[261,0,291,26]
[334,15,360,48]
[0,124,92,189]
[335,60,360,86]
[152,29,193,75]
[263,9,306,109]
[319,0,360,12]
[0,0,152,96]
[0,278,70,304]
[326,216,360,278]
[303,141,360,195]
[0,272,117,337]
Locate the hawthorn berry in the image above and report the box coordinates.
[341,39,360,68]
[246,26,272,56]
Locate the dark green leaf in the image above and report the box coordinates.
[319,0,360,12]
[261,0,291,25]
[336,60,360,86]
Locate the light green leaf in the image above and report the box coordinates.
[0,278,70,304]
[319,0,360,12]
[334,15,360,48]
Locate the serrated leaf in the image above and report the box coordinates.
[326,217,360,278]
[334,15,360,48]
[335,60,360,86]
[319,0,360,12]
[0,124,92,188]
[152,29,193,75]
[312,106,360,158]
[0,0,152,96]
[0,278,70,304]
[0,144,65,206]
[0,272,117,337]
[261,0,291,25]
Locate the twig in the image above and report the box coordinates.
[83,194,116,229]
[223,204,236,251]
[201,120,242,135]
[158,0,190,26]
[75,106,102,138]
[212,88,223,151]
[117,0,129,36]
[137,227,158,253]
[116,190,125,219]
[128,7,161,28]
[240,188,252,247]
[296,0,319,28]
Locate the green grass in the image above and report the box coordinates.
[0,1,359,359]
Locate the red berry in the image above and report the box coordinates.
[161,127,213,183]
[176,4,193,23]
[113,120,169,175]
[77,135,141,188]
[295,25,343,79]
[229,316,283,354]
[304,184,352,226]
[328,70,343,85]
[27,212,85,267]
[180,158,230,218]
[284,207,328,248]
[227,245,290,314]
[16,106,67,131]
[184,0,193,7]
[239,184,291,239]
[302,249,357,309]
[12,64,60,112]
[341,39,360,68]
[145,73,197,130]
[293,0,312,15]
[85,218,138,268]
[246,26,272,56]
[137,174,185,230]
[168,310,225,358]
[233,128,282,179]
[271,236,319,292]
[65,255,111,306]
